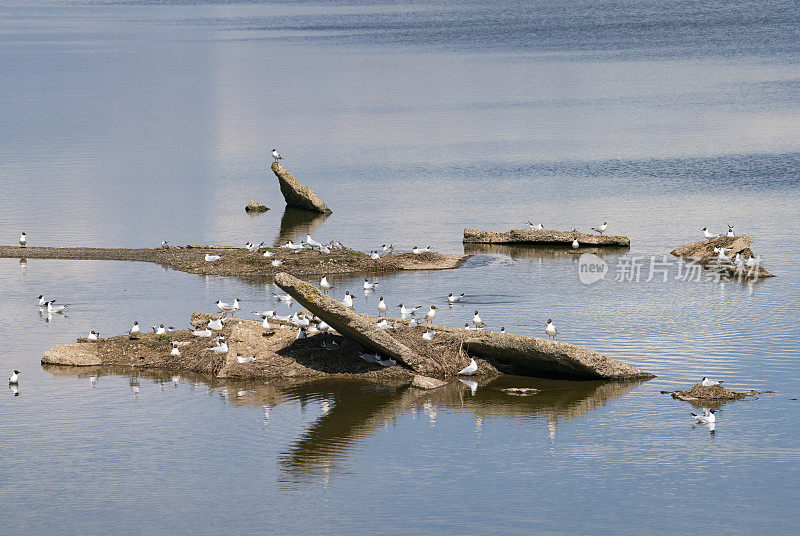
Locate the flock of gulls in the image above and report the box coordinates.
[9,168,737,427]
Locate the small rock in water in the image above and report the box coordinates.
[501,387,540,396]
[245,199,269,212]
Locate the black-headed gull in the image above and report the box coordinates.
[527,221,544,230]
[448,292,464,303]
[8,370,20,384]
[320,276,332,293]
[376,357,396,367]
[295,327,307,339]
[237,354,256,363]
[271,148,282,162]
[192,327,212,337]
[378,296,387,316]
[342,291,355,310]
[363,278,378,291]
[691,409,716,423]
[702,227,720,239]
[398,304,421,317]
[422,329,436,340]
[408,318,419,328]
[727,225,735,237]
[170,342,181,356]
[591,222,608,235]
[161,240,169,249]
[701,377,723,387]
[205,254,221,262]
[88,330,99,341]
[37,294,47,307]
[370,251,380,260]
[321,340,339,351]
[153,324,166,335]
[45,301,68,314]
[128,321,140,339]
[208,317,224,331]
[375,319,394,330]
[19,232,27,246]
[207,338,228,353]
[457,358,478,375]
[424,305,437,323]
[216,299,240,313]
[571,238,579,249]
[305,234,323,249]
[272,293,292,304]
[545,319,557,339]
[472,310,484,329]
[263,250,275,257]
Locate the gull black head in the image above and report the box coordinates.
[14,370,20,374]
[474,310,479,315]
[133,321,138,325]
[547,318,552,323]
[38,294,43,299]
[431,305,437,310]
[709,410,715,414]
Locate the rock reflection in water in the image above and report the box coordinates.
[43,365,644,485]
[276,207,329,246]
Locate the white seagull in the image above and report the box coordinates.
[448,292,464,303]
[320,276,332,293]
[527,221,544,230]
[701,377,723,387]
[408,318,419,328]
[45,301,68,314]
[271,148,282,162]
[128,321,140,338]
[37,294,47,307]
[571,238,579,249]
[591,222,608,235]
[271,259,284,267]
[377,296,387,316]
[204,254,221,262]
[472,310,484,329]
[170,343,181,356]
[296,327,307,339]
[305,234,323,249]
[88,330,99,341]
[363,278,378,291]
[425,305,437,323]
[375,319,394,330]
[207,338,228,353]
[398,304,421,317]
[237,354,256,363]
[154,324,166,335]
[216,299,240,314]
[691,410,716,424]
[9,370,20,384]
[207,317,224,331]
[342,291,355,310]
[422,329,436,341]
[192,327,212,337]
[727,225,735,238]
[702,227,719,239]
[273,293,292,304]
[457,358,478,376]
[370,251,380,260]
[263,250,275,257]
[545,319,557,339]
[19,232,27,246]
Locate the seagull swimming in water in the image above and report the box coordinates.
[273,293,292,304]
[591,222,608,235]
[545,319,557,339]
[9,370,20,384]
[527,221,544,230]
[472,310,484,329]
[701,377,723,387]
[204,254,221,262]
[363,278,378,291]
[45,301,68,314]
[37,295,47,307]
[448,292,464,304]
[457,358,478,376]
[691,409,716,424]
[271,148,282,162]
[398,304,421,317]
[342,291,355,310]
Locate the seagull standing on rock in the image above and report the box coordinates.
[591,222,608,235]
[342,291,355,310]
[320,276,332,294]
[128,321,140,339]
[378,296,387,316]
[701,377,723,387]
[702,227,720,239]
[572,238,579,249]
[398,304,421,317]
[19,232,27,246]
[727,225,735,238]
[205,254,221,262]
[545,319,557,339]
[425,305,437,323]
[472,310,484,329]
[458,358,478,376]
[271,148,283,162]
[527,221,544,230]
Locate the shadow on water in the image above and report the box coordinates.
[463,242,631,260]
[43,365,645,485]
[275,207,329,246]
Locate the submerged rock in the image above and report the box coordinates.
[270,162,332,214]
[411,375,448,390]
[463,228,630,247]
[245,199,269,212]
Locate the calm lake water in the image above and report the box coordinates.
[1,1,799,534]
